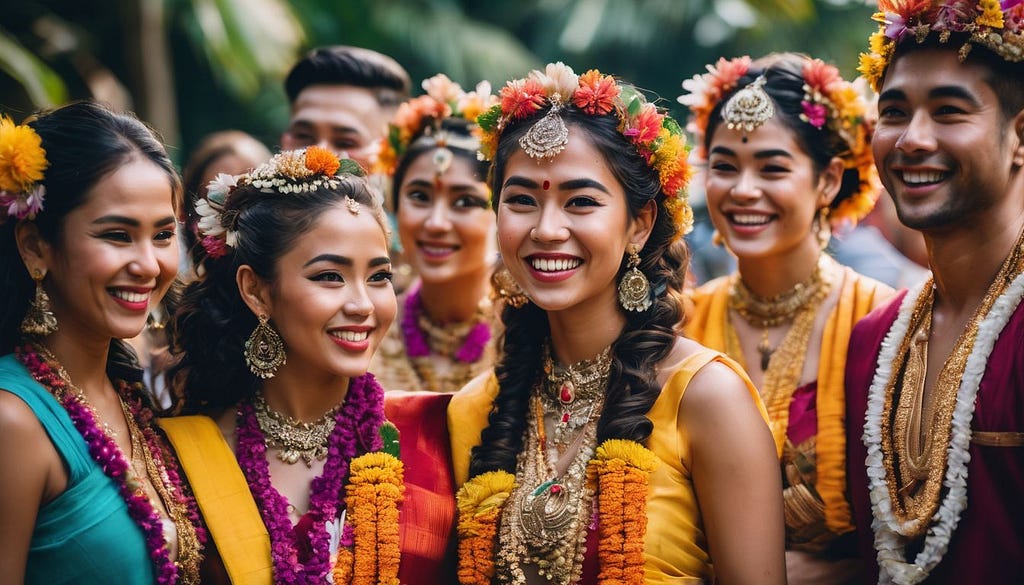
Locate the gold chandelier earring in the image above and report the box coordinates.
[20,269,57,337]
[245,314,286,379]
[816,207,832,250]
[491,266,529,309]
[618,244,652,312]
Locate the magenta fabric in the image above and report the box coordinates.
[845,291,1024,584]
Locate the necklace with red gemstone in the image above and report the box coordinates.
[539,343,612,448]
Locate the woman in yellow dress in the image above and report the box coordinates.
[679,53,893,584]
[449,63,785,585]
[370,74,499,393]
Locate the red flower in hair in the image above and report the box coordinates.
[574,70,620,115]
[500,79,547,120]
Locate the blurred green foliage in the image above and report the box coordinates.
[0,0,876,165]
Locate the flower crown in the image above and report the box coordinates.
[678,56,880,230]
[0,115,48,223]
[374,74,498,176]
[859,0,1024,93]
[476,62,695,240]
[195,146,363,259]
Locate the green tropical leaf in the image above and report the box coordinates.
[0,28,67,108]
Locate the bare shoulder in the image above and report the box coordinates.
[0,389,47,441]
[657,337,751,402]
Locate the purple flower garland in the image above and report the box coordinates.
[401,283,490,362]
[235,373,385,584]
[17,344,205,585]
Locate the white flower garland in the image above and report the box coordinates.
[863,270,1024,584]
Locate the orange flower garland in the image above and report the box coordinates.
[455,470,517,585]
[587,440,658,585]
[455,440,659,585]
[331,452,405,585]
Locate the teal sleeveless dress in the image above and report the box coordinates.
[0,354,155,584]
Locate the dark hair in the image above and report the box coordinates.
[704,53,863,211]
[468,105,688,477]
[0,101,181,361]
[390,117,489,210]
[887,33,1024,123]
[284,45,411,108]
[181,131,271,270]
[169,173,387,414]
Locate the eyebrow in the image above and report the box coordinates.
[93,215,176,227]
[404,179,486,193]
[288,119,362,136]
[709,146,794,160]
[878,86,983,107]
[502,176,610,194]
[303,254,391,268]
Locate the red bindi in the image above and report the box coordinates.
[542,180,550,191]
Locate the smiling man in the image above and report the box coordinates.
[845,3,1024,584]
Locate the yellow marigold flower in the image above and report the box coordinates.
[977,0,1005,29]
[304,145,341,176]
[0,115,48,193]
[456,470,516,517]
[869,30,890,55]
[858,53,888,92]
[594,439,659,471]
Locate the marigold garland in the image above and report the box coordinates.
[0,114,48,222]
[455,470,517,585]
[477,62,694,240]
[859,0,1024,93]
[679,55,879,231]
[332,452,405,585]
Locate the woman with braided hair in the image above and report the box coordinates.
[448,63,785,585]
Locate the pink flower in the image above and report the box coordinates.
[801,101,828,128]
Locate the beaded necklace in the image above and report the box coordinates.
[16,343,206,585]
[234,374,384,584]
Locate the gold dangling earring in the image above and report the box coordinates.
[816,207,832,251]
[20,269,57,337]
[712,229,725,247]
[245,314,286,379]
[490,266,529,309]
[618,244,652,312]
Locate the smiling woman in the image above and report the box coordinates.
[165,148,414,583]
[0,101,206,584]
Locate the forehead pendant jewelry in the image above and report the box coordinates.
[344,196,360,215]
[721,75,775,140]
[432,144,454,188]
[519,95,570,159]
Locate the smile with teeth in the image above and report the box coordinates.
[420,243,457,255]
[530,257,582,272]
[900,170,946,185]
[730,213,773,226]
[331,330,369,342]
[110,289,150,303]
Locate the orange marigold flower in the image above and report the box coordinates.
[500,78,547,120]
[304,145,341,176]
[574,70,620,115]
[0,115,48,193]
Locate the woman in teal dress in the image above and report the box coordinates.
[0,102,205,583]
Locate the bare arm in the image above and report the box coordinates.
[680,362,787,585]
[0,390,62,584]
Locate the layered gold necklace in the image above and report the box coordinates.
[498,345,612,585]
[881,231,1024,538]
[253,392,341,467]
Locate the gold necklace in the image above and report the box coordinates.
[729,256,830,370]
[539,344,612,448]
[252,393,340,467]
[882,230,1024,539]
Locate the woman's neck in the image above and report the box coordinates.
[41,327,112,398]
[259,366,351,422]
[735,236,822,298]
[417,269,491,323]
[546,287,626,365]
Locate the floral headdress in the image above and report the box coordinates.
[860,0,1024,93]
[195,146,362,259]
[679,56,880,230]
[476,62,695,240]
[0,115,48,223]
[373,73,498,177]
